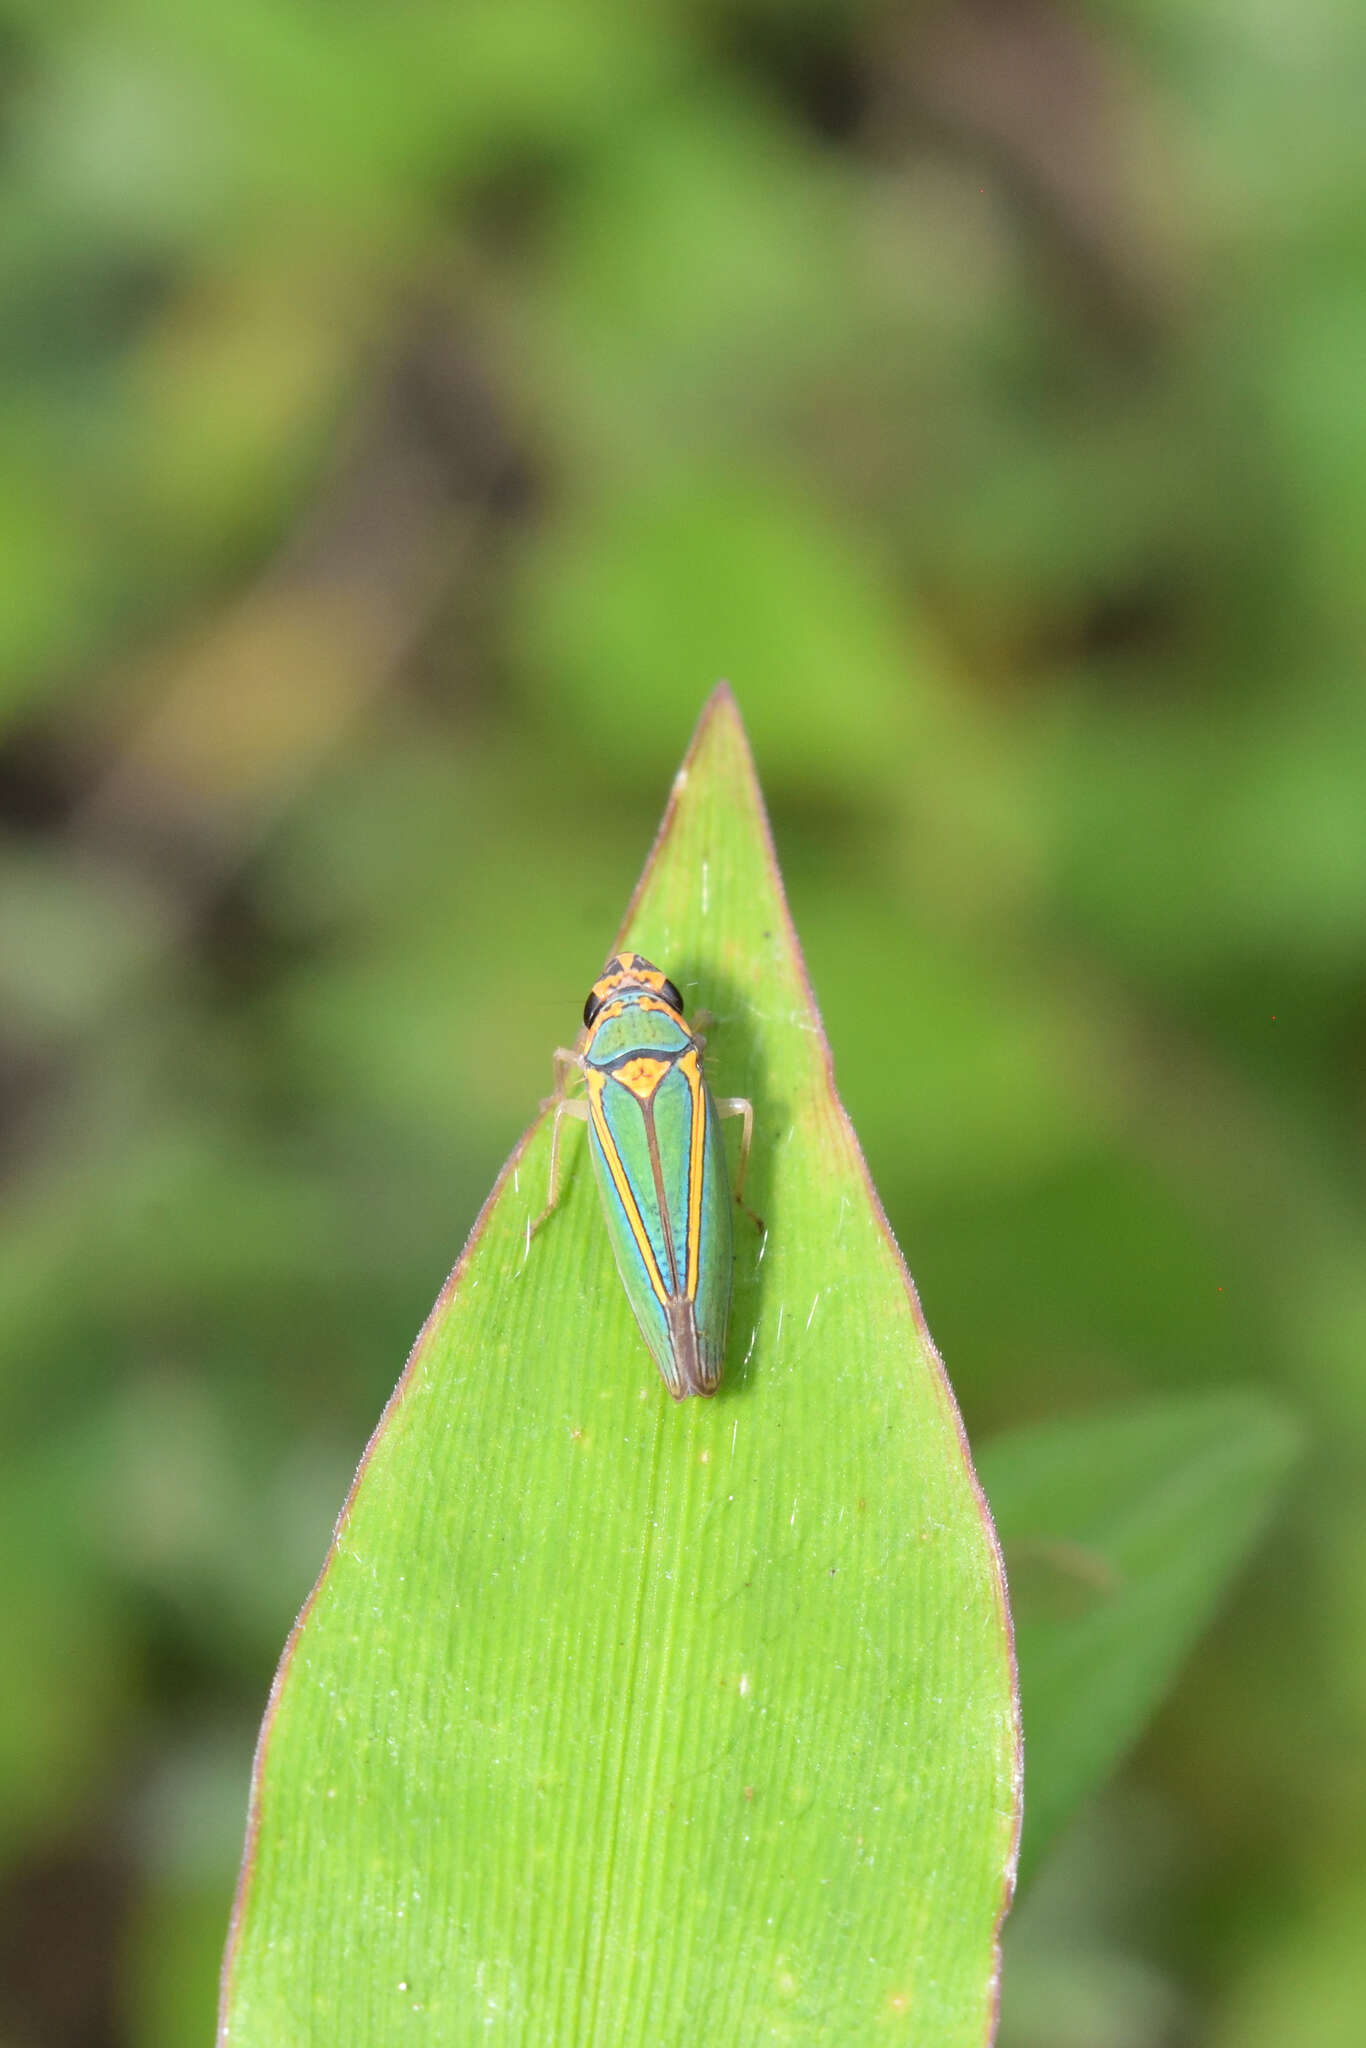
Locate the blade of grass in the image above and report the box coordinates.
[220,685,1020,2045]
[978,1390,1302,1889]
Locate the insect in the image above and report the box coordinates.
[540,952,753,1399]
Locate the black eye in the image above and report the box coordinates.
[583,988,605,1029]
[660,978,684,1014]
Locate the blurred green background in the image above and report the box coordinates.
[0,1,1361,2041]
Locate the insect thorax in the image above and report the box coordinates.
[584,1004,692,1066]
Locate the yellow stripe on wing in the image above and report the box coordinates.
[682,1047,707,1303]
[586,1070,670,1307]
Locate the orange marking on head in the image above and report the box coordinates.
[599,954,675,998]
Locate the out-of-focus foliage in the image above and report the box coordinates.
[980,1393,1302,1893]
[0,0,1359,2042]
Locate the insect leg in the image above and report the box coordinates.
[715,1094,764,1234]
[542,1045,584,1107]
[534,1050,589,1232]
[714,1096,753,1193]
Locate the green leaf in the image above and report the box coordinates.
[978,1391,1303,1889]
[219,687,1019,2045]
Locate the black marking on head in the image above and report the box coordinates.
[583,952,684,1027]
